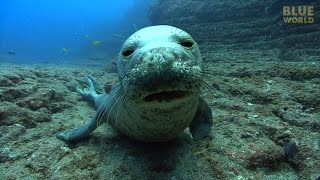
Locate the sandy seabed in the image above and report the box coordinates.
[0,61,319,180]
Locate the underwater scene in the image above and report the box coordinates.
[0,0,319,179]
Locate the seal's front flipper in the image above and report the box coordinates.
[76,76,108,109]
[189,97,213,140]
[56,105,106,142]
[56,123,96,142]
[86,75,104,94]
[76,76,99,103]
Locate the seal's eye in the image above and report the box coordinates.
[179,40,194,48]
[122,49,134,57]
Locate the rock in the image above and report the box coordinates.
[0,88,30,102]
[0,147,17,163]
[51,102,73,114]
[149,0,320,62]
[273,106,320,133]
[16,96,50,111]
[25,141,61,174]
[1,124,26,141]
[0,102,51,128]
[245,145,284,170]
[0,74,23,87]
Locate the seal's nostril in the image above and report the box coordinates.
[122,49,134,57]
[179,40,194,48]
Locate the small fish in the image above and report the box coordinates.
[62,48,68,53]
[85,34,89,39]
[92,40,102,47]
[7,51,16,55]
[89,57,106,61]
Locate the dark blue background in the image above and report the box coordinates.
[0,0,152,64]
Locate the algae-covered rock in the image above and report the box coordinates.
[0,102,51,128]
[149,0,320,62]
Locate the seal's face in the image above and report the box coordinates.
[118,25,203,104]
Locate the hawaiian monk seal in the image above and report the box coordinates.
[56,25,213,142]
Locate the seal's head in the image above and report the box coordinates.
[118,25,203,104]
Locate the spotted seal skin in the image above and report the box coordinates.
[56,25,213,142]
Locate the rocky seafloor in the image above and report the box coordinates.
[1,0,320,178]
[0,59,319,179]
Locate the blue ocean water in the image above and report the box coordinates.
[0,0,152,64]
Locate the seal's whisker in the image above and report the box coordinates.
[178,17,184,27]
[196,86,205,98]
[194,71,233,97]
[113,33,126,39]
[200,80,218,97]
[194,67,246,97]
[200,69,216,74]
[111,82,121,91]
[97,98,111,126]
[115,90,127,126]
[200,70,246,96]
[101,89,122,124]
[170,18,174,31]
[178,30,184,36]
[97,102,109,127]
[199,84,214,98]
[199,70,219,76]
[116,95,121,126]
[106,90,123,125]
[133,24,138,32]
[115,100,121,126]
[97,90,120,126]
[132,24,139,39]
[213,79,246,96]
[197,71,246,97]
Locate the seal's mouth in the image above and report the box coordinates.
[143,90,190,102]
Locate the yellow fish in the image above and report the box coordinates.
[62,48,68,53]
[92,40,102,47]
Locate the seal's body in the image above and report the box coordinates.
[57,25,213,142]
